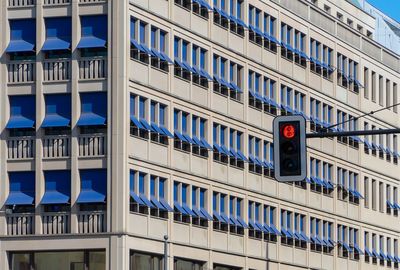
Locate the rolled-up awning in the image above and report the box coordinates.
[42,17,71,51]
[6,95,36,129]
[6,19,36,53]
[5,171,35,206]
[77,15,107,49]
[41,170,71,205]
[77,92,107,126]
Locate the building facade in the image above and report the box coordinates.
[0,0,400,269]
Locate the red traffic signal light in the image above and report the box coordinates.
[281,124,296,139]
[273,115,307,182]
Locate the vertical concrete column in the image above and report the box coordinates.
[35,0,45,235]
[109,0,128,235]
[0,0,8,237]
[70,0,80,234]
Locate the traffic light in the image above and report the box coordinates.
[273,115,306,182]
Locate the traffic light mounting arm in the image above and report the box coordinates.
[306,128,400,138]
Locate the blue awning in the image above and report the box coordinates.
[42,94,71,128]
[192,0,212,10]
[7,95,36,129]
[130,191,145,205]
[199,208,213,220]
[160,198,174,212]
[130,115,144,129]
[77,15,107,49]
[76,169,107,203]
[41,170,71,205]
[77,92,107,126]
[151,48,174,64]
[6,19,36,53]
[42,17,71,51]
[6,171,35,206]
[174,202,190,216]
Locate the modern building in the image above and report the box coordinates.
[0,0,399,269]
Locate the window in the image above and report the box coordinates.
[350,228,362,260]
[213,192,230,231]
[379,182,384,212]
[263,77,278,115]
[192,186,213,226]
[130,94,173,142]
[248,201,265,239]
[371,71,376,102]
[248,70,263,110]
[130,251,163,270]
[174,258,205,270]
[294,214,308,248]
[310,217,323,252]
[324,5,331,13]
[248,135,263,174]
[229,196,246,234]
[213,123,229,163]
[192,115,212,157]
[280,209,294,245]
[174,37,191,80]
[263,13,277,52]
[337,12,343,21]
[229,0,246,36]
[131,18,151,64]
[364,177,369,208]
[349,172,362,204]
[213,0,229,28]
[263,141,275,178]
[322,221,335,254]
[149,26,170,71]
[248,5,263,45]
[337,224,351,258]
[229,128,246,168]
[213,54,242,100]
[337,167,348,201]
[294,30,307,67]
[130,170,172,217]
[192,45,212,88]
[372,179,377,210]
[264,205,279,242]
[173,181,194,223]
[174,109,191,152]
[175,0,210,18]
[280,23,294,60]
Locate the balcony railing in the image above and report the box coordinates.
[78,58,107,80]
[43,136,70,158]
[43,59,71,82]
[79,0,106,3]
[7,137,35,160]
[8,61,35,83]
[78,211,106,233]
[42,212,70,234]
[6,213,35,236]
[79,134,107,157]
[8,0,35,7]
[43,0,70,5]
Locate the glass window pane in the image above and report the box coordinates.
[89,251,106,270]
[12,253,31,270]
[34,251,84,270]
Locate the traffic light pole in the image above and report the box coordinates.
[306,128,400,138]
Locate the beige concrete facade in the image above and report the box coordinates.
[0,0,400,269]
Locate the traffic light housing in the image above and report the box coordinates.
[273,115,306,182]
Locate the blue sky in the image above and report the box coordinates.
[367,0,400,22]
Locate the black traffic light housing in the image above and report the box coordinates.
[273,115,306,182]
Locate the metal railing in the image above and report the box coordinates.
[6,213,35,235]
[78,211,106,233]
[7,137,35,159]
[43,59,71,82]
[42,212,70,234]
[78,134,107,157]
[8,0,35,7]
[42,135,70,158]
[78,58,107,80]
[43,0,70,4]
[8,61,35,83]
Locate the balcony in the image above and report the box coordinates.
[78,57,107,80]
[8,0,35,8]
[79,0,106,3]
[43,0,70,5]
[7,61,35,84]
[41,212,70,234]
[78,211,106,233]
[43,59,71,82]
[6,213,35,235]
[79,134,107,157]
[7,137,35,160]
[43,135,70,159]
